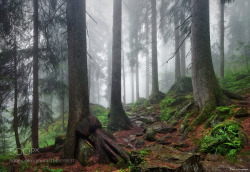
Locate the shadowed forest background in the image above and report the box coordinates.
[0,0,250,171]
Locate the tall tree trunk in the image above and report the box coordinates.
[61,68,65,132]
[150,0,160,98]
[174,12,181,81]
[220,0,225,78]
[180,12,186,77]
[135,34,139,101]
[191,0,227,125]
[63,0,129,164]
[122,51,126,104]
[97,74,100,105]
[109,0,131,131]
[131,67,134,103]
[13,40,25,160]
[32,0,39,149]
[145,9,150,99]
[63,0,90,159]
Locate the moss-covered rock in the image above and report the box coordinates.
[75,139,94,166]
[143,127,156,141]
[168,77,193,94]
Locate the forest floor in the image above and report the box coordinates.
[3,94,250,172]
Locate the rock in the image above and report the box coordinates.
[124,105,132,111]
[140,116,156,124]
[153,125,177,134]
[173,141,189,149]
[180,122,188,134]
[75,138,94,166]
[129,135,136,142]
[137,145,203,172]
[156,136,171,145]
[136,132,144,137]
[134,121,145,127]
[234,107,249,118]
[134,139,145,147]
[205,154,220,161]
[143,127,156,141]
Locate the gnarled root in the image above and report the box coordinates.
[76,115,129,164]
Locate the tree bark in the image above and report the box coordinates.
[135,33,139,102]
[32,0,39,150]
[131,67,134,103]
[180,12,186,77]
[220,0,225,78]
[63,0,90,159]
[61,68,65,132]
[122,51,126,104]
[13,40,25,160]
[145,9,150,99]
[174,12,181,82]
[109,0,131,131]
[63,0,129,163]
[191,0,228,125]
[150,0,160,98]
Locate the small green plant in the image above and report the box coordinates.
[41,166,51,172]
[21,161,30,169]
[139,149,152,156]
[200,120,247,158]
[50,168,63,172]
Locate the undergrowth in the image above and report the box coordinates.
[200,120,247,158]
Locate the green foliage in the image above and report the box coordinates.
[139,149,152,156]
[50,168,63,172]
[219,73,250,94]
[20,161,31,171]
[0,154,16,163]
[90,104,109,128]
[0,163,7,172]
[200,120,247,158]
[160,94,193,122]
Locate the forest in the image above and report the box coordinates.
[0,0,250,171]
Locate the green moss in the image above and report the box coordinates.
[193,103,215,126]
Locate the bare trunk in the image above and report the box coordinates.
[150,0,160,97]
[63,0,90,159]
[174,13,181,82]
[220,1,225,78]
[135,35,139,101]
[131,67,134,103]
[109,0,131,131]
[191,0,227,125]
[13,40,25,160]
[32,0,39,149]
[61,68,65,132]
[180,12,186,77]
[145,10,150,99]
[122,51,126,104]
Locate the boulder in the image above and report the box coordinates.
[134,139,145,147]
[143,127,156,141]
[156,136,171,145]
[75,138,95,166]
[152,124,177,134]
[136,145,203,172]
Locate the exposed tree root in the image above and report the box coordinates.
[76,115,129,164]
[222,89,245,100]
